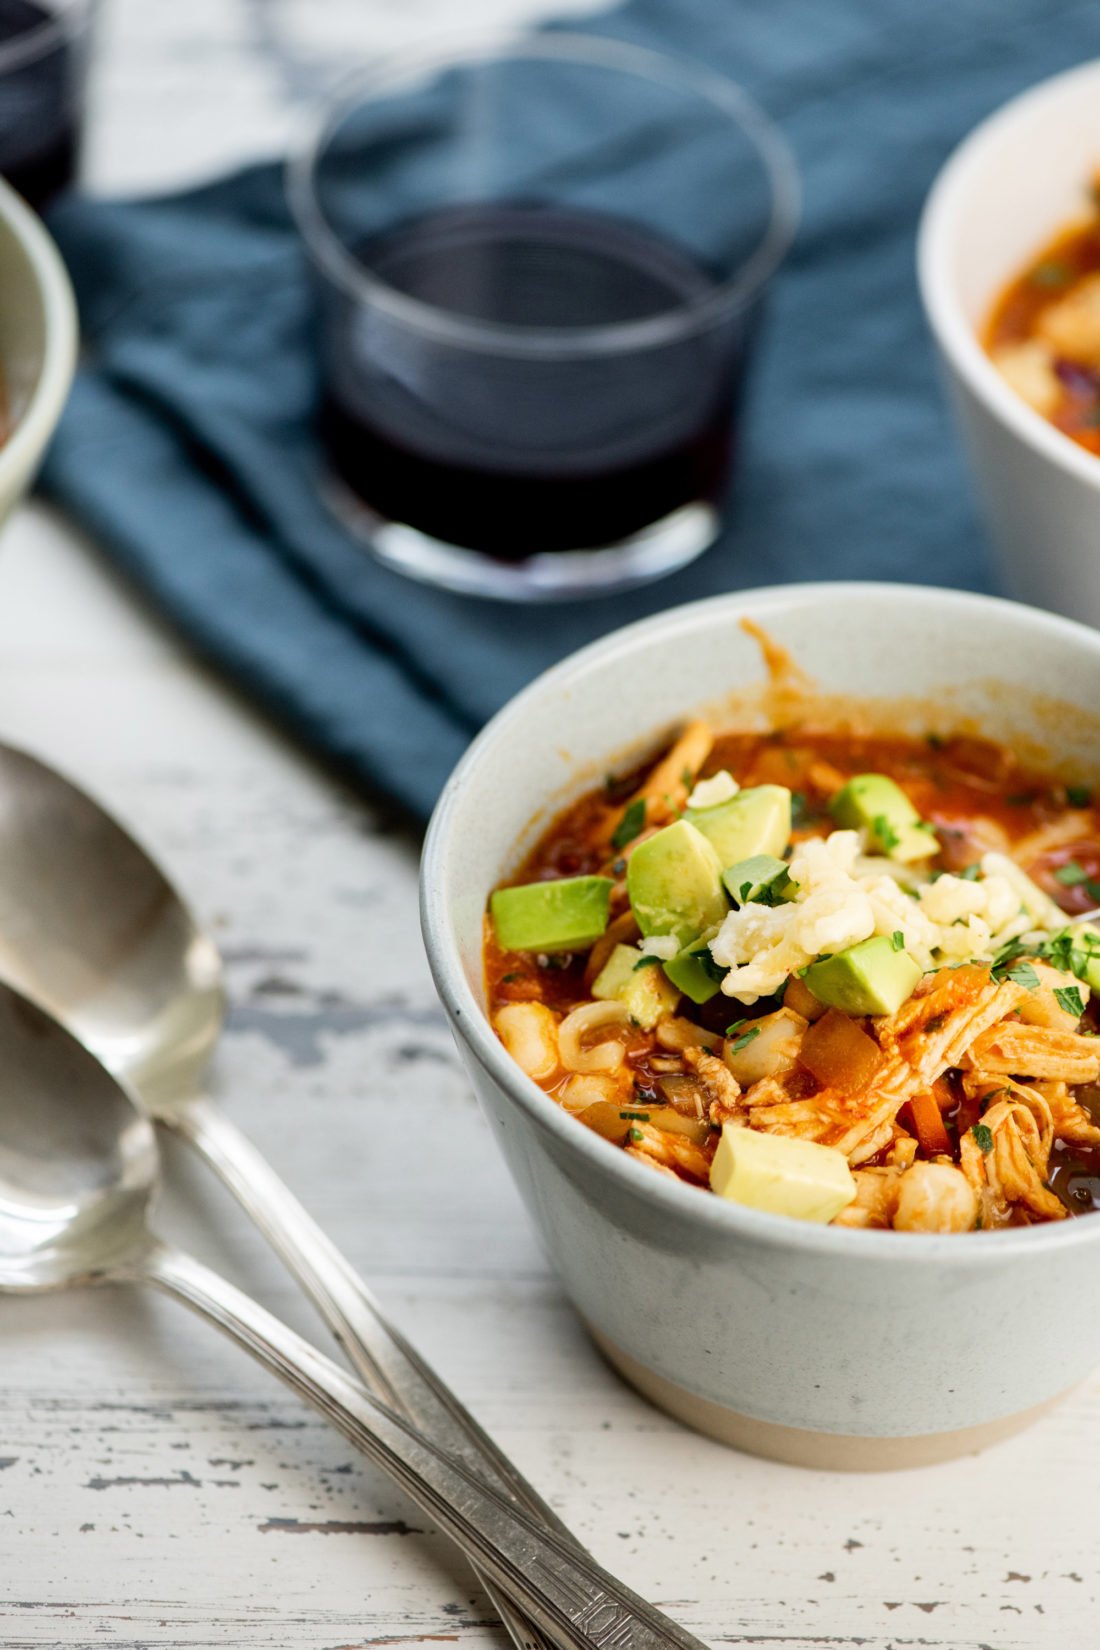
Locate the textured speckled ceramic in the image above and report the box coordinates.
[918,59,1100,627]
[0,176,76,524]
[421,585,1100,1468]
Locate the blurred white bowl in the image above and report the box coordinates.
[919,60,1100,624]
[0,175,76,521]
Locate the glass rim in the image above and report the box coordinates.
[286,28,801,358]
[0,0,91,74]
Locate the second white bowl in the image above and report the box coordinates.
[919,59,1100,625]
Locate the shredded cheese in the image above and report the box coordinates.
[708,831,1065,1004]
[686,770,738,810]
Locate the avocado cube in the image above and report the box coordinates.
[591,943,681,1028]
[663,936,725,1004]
[709,1124,856,1223]
[1067,925,1100,993]
[490,875,612,953]
[829,773,936,863]
[685,784,791,868]
[626,820,728,947]
[803,935,921,1017]
[722,854,796,907]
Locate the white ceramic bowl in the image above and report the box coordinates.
[919,59,1100,625]
[0,176,76,520]
[422,584,1100,1470]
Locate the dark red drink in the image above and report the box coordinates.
[319,204,752,559]
[0,0,84,210]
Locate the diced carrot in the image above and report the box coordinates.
[799,1009,883,1094]
[906,1091,952,1157]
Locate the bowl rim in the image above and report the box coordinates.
[421,581,1100,1264]
[917,55,1100,498]
[0,176,77,486]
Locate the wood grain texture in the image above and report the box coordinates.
[0,5,1095,1646]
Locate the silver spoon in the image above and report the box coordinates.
[0,743,569,1650]
[0,977,707,1650]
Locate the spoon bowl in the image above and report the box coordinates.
[0,744,224,1107]
[0,980,157,1290]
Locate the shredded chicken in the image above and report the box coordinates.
[832,1166,902,1229]
[960,1088,1066,1225]
[683,1047,744,1125]
[628,720,714,826]
[626,1121,711,1182]
[962,1023,1100,1084]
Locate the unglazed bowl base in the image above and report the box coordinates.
[587,1324,1067,1471]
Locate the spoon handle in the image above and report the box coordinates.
[174,1099,568,1515]
[173,1098,575,1650]
[138,1241,709,1650]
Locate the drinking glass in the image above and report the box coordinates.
[0,0,96,211]
[289,32,798,601]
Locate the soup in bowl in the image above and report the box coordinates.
[420,585,1100,1468]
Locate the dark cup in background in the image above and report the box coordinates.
[289,33,798,601]
[0,0,94,211]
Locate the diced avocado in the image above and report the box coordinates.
[722,854,796,907]
[663,934,725,1004]
[709,1124,856,1223]
[626,820,728,947]
[490,875,612,953]
[685,784,791,867]
[829,773,936,863]
[803,935,921,1017]
[1067,925,1100,993]
[591,944,681,1029]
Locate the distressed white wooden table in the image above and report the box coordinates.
[0,6,1094,1647]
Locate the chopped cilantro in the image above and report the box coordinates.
[1054,860,1100,902]
[1006,961,1041,991]
[774,977,789,1005]
[790,790,811,828]
[628,1127,645,1143]
[729,1026,761,1054]
[891,930,905,951]
[959,863,981,882]
[1055,984,1086,1018]
[872,813,900,851]
[725,1018,747,1037]
[971,1122,994,1154]
[611,797,646,851]
[692,949,728,985]
[620,1109,651,1122]
[632,954,662,971]
[1067,785,1092,808]
[990,936,1030,982]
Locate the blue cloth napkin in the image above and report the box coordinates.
[40,0,1100,823]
